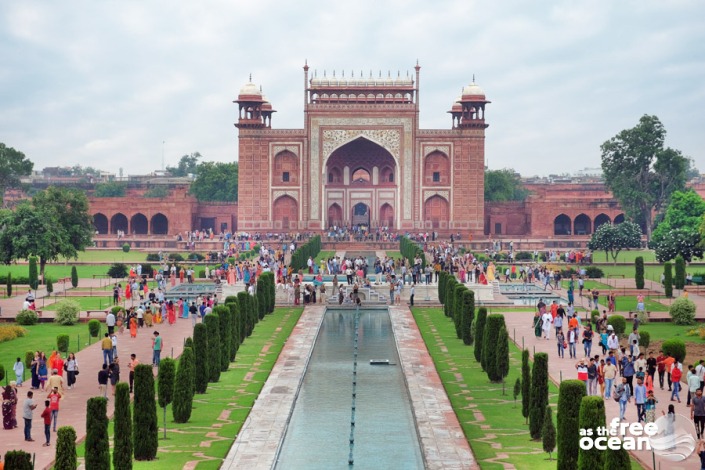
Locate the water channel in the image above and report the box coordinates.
[274,307,424,469]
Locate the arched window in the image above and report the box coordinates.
[554,214,571,235]
[110,213,128,234]
[594,214,611,232]
[93,213,108,234]
[150,213,169,235]
[351,168,371,184]
[424,151,450,185]
[131,213,148,235]
[574,214,592,235]
[273,151,298,186]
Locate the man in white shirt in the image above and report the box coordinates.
[106,311,116,335]
[541,311,553,340]
[696,360,705,391]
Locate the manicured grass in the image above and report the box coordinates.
[637,322,705,344]
[590,250,657,263]
[412,307,560,469]
[313,250,336,263]
[0,323,101,381]
[43,296,113,311]
[613,295,669,312]
[0,264,114,282]
[560,280,611,290]
[59,250,159,263]
[72,306,303,469]
[386,250,401,259]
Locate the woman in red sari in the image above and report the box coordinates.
[129,315,137,338]
[167,301,176,325]
[125,283,132,301]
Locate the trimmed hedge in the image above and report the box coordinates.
[607,315,626,335]
[57,334,69,353]
[237,291,253,337]
[496,325,510,386]
[227,301,240,361]
[3,450,32,470]
[662,338,686,363]
[603,439,631,469]
[88,319,101,337]
[205,314,221,383]
[529,352,549,439]
[577,396,606,469]
[542,405,556,460]
[482,314,506,382]
[453,284,466,339]
[54,426,78,470]
[85,397,110,469]
[444,276,457,318]
[675,255,686,290]
[635,256,645,290]
[158,357,176,438]
[193,323,209,393]
[289,235,321,271]
[557,380,587,469]
[474,307,488,365]
[6,272,11,297]
[173,346,195,423]
[640,331,650,349]
[133,364,158,460]
[70,266,78,288]
[664,262,673,298]
[438,271,448,304]
[522,349,531,424]
[114,382,133,470]
[54,300,80,325]
[214,306,232,372]
[400,236,426,269]
[16,309,38,326]
[461,289,475,345]
[29,256,38,290]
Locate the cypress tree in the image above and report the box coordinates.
[557,379,587,470]
[237,292,252,337]
[513,378,521,407]
[438,271,447,304]
[226,301,240,360]
[158,357,176,439]
[444,276,456,318]
[54,426,77,470]
[474,307,488,365]
[634,256,645,290]
[6,271,12,297]
[252,294,260,326]
[675,254,685,290]
[214,306,231,372]
[28,255,38,290]
[542,405,556,460]
[85,397,110,469]
[193,323,209,394]
[184,337,194,349]
[173,346,195,423]
[268,271,276,313]
[664,262,673,298]
[46,278,54,295]
[70,266,78,288]
[602,439,631,470]
[496,324,510,392]
[114,382,133,470]
[482,314,506,382]
[577,396,606,470]
[529,352,549,439]
[133,364,158,460]
[521,349,531,424]
[461,289,475,345]
[256,280,267,320]
[453,284,466,339]
[3,451,32,470]
[204,314,221,383]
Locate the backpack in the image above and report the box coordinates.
[613,384,624,402]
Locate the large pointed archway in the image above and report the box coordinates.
[352,202,370,227]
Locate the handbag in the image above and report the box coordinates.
[563,341,567,349]
[74,369,79,376]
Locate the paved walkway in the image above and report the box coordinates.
[503,312,699,469]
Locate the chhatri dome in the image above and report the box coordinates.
[461,78,485,99]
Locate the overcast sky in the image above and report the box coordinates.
[1,0,703,178]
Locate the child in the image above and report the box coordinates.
[13,358,24,387]
[40,400,51,447]
[645,390,657,423]
[636,367,646,382]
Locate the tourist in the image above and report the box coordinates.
[409,283,415,307]
[46,369,64,393]
[38,352,48,390]
[644,390,658,424]
[567,325,578,359]
[23,390,37,442]
[634,377,646,422]
[623,355,635,390]
[152,331,162,367]
[106,309,116,335]
[13,357,24,387]
[40,399,51,446]
[692,388,705,439]
[47,386,61,432]
[696,360,705,391]
[587,358,598,396]
[671,360,683,403]
[604,359,617,399]
[66,353,78,389]
[628,329,640,356]
[130,314,138,337]
[656,350,668,390]
[109,358,120,396]
[541,309,552,340]
[616,377,631,421]
[101,333,113,365]
[30,353,39,390]
[597,358,606,397]
[98,364,109,399]
[647,351,658,378]
[533,311,542,338]
[582,324,594,357]
[2,384,18,430]
[576,359,588,390]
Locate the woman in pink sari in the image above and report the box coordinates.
[167,301,176,325]
[228,267,236,285]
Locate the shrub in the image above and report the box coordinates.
[662,338,687,363]
[669,297,696,325]
[133,364,158,460]
[54,300,80,325]
[25,351,34,369]
[675,255,686,290]
[168,253,185,262]
[557,380,587,469]
[529,353,549,439]
[15,309,38,325]
[0,325,27,343]
[215,306,232,372]
[474,307,488,365]
[237,291,253,337]
[607,315,626,335]
[496,325,510,388]
[146,253,161,262]
[635,256,645,289]
[522,349,531,424]
[482,314,506,382]
[640,331,651,349]
[438,271,447,304]
[590,310,600,325]
[664,262,673,298]
[173,346,195,423]
[0,365,4,382]
[444,276,457,318]
[603,439,631,469]
[6,271,12,297]
[224,295,238,304]
[584,266,604,279]
[88,319,101,337]
[227,301,240,361]
[204,314,221,383]
[542,405,556,460]
[46,278,54,295]
[28,256,38,290]
[113,382,132,470]
[453,284,466,339]
[70,266,78,288]
[122,243,131,253]
[108,263,128,278]
[193,323,209,393]
[461,289,475,345]
[54,426,77,470]
[513,378,521,407]
[187,252,205,261]
[636,310,649,325]
[3,450,32,470]
[577,396,606,469]
[85,397,110,470]
[141,263,154,278]
[515,251,533,261]
[57,334,69,353]
[158,357,176,439]
[184,336,194,349]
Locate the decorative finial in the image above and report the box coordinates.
[333,70,336,77]
[259,85,263,92]
[370,70,373,78]
[388,70,391,78]
[249,73,252,82]
[378,70,382,78]
[323,70,326,77]
[342,70,345,77]
[397,70,400,77]
[472,73,476,83]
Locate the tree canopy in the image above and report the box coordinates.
[601,115,690,240]
[189,162,238,202]
[587,221,642,264]
[93,182,126,197]
[0,186,94,274]
[0,143,34,204]
[166,152,201,177]
[649,189,705,262]
[484,168,529,202]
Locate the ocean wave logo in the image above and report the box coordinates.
[649,413,697,461]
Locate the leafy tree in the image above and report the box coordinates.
[674,254,686,289]
[166,152,201,177]
[94,181,127,197]
[214,306,232,372]
[578,396,606,469]
[664,262,673,298]
[587,222,642,265]
[143,186,170,198]
[521,349,531,424]
[557,380,587,469]
[114,382,133,470]
[496,325,510,393]
[193,323,209,393]
[634,256,644,289]
[529,353,549,439]
[652,227,703,263]
[0,142,33,204]
[133,364,158,460]
[173,346,195,423]
[542,405,556,461]
[601,114,690,240]
[482,314,506,382]
[54,426,78,470]
[204,314,221,382]
[85,397,110,469]
[28,255,38,290]
[669,297,696,325]
[474,307,488,365]
[461,289,475,345]
[484,168,529,202]
[650,189,705,261]
[157,357,176,439]
[189,161,238,201]
[46,278,53,295]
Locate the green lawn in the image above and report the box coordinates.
[43,296,114,311]
[611,295,670,312]
[561,280,611,290]
[0,323,103,380]
[313,250,336,263]
[0,264,114,282]
[637,322,705,344]
[590,250,657,263]
[72,306,303,469]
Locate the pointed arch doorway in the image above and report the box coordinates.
[352,202,370,228]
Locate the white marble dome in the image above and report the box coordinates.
[462,82,485,98]
[239,81,261,96]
